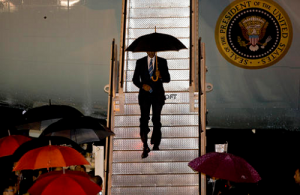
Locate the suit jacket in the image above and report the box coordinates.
[132,56,170,105]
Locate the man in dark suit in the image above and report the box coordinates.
[132,51,170,158]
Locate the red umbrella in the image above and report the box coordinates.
[13,145,89,171]
[188,152,261,183]
[28,170,102,195]
[0,134,31,157]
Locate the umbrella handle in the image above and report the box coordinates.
[151,53,159,82]
[151,74,159,82]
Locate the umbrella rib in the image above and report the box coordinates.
[66,176,89,193]
[34,147,48,170]
[211,156,224,178]
[212,154,237,182]
[47,146,53,169]
[74,129,77,143]
[230,155,240,182]
[48,146,67,168]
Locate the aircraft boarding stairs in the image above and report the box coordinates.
[105,0,207,194]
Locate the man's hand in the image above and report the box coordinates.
[142,84,151,91]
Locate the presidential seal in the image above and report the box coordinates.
[215,0,293,69]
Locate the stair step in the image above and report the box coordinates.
[126,69,190,81]
[114,126,199,139]
[112,162,194,175]
[115,103,197,115]
[127,58,190,70]
[128,0,190,8]
[126,81,190,92]
[120,92,192,104]
[113,150,198,163]
[112,174,198,187]
[111,186,199,195]
[115,115,198,127]
[113,138,199,150]
[127,27,189,42]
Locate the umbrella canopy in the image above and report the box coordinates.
[16,105,83,131]
[28,170,102,195]
[188,152,261,183]
[0,106,24,137]
[126,31,187,82]
[125,32,187,52]
[0,135,32,157]
[13,145,89,171]
[13,136,84,161]
[40,116,114,144]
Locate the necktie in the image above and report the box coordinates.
[149,59,153,78]
[148,59,153,93]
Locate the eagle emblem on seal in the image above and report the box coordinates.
[238,16,272,52]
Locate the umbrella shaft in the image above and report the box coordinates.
[151,53,159,82]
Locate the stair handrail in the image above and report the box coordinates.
[199,37,207,195]
[189,0,199,113]
[119,0,128,90]
[198,37,202,195]
[104,39,118,195]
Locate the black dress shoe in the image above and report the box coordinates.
[153,145,159,150]
[141,146,150,158]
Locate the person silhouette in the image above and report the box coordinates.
[132,51,170,158]
[290,166,300,195]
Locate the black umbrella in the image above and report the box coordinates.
[16,105,83,131]
[39,116,115,144]
[13,136,84,161]
[0,106,25,137]
[126,31,187,81]
[125,32,187,52]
